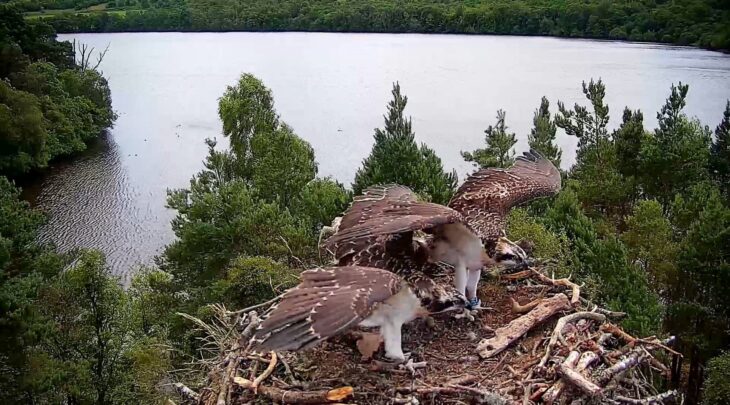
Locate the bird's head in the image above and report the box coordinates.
[493,237,529,267]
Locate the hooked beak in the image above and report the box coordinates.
[496,237,528,265]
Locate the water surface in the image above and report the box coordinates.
[28,32,730,280]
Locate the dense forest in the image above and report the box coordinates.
[5,0,730,50]
[1,3,730,403]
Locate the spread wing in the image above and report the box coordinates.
[338,184,418,232]
[449,149,561,241]
[326,198,470,261]
[251,266,401,352]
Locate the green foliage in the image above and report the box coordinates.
[528,96,561,168]
[292,177,351,234]
[544,188,663,336]
[463,109,516,169]
[25,250,170,404]
[30,1,730,50]
[210,256,297,309]
[506,208,571,277]
[0,5,115,176]
[218,73,279,161]
[703,352,730,405]
[353,82,456,204]
[710,101,730,199]
[622,200,678,294]
[165,180,310,285]
[640,83,711,206]
[249,124,317,207]
[614,108,646,179]
[556,79,609,149]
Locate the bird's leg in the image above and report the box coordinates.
[466,268,482,310]
[454,260,467,297]
[381,321,406,362]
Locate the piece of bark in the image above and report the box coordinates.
[538,312,606,367]
[356,332,383,360]
[615,390,678,404]
[233,377,353,404]
[477,293,571,358]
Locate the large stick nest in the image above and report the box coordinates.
[175,266,681,404]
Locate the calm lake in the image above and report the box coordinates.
[25,32,730,281]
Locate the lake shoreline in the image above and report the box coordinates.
[53,29,729,54]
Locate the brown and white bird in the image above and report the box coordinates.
[250,266,467,361]
[324,149,561,308]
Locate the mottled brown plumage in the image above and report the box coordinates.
[251,266,465,359]
[448,149,562,244]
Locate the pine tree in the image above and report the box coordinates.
[555,79,610,150]
[352,83,457,204]
[710,100,730,199]
[639,83,711,206]
[528,97,562,167]
[614,108,646,178]
[462,109,516,169]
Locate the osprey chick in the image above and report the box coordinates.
[251,266,466,362]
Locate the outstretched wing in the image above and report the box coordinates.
[326,198,469,261]
[251,266,401,352]
[338,184,419,232]
[449,149,561,241]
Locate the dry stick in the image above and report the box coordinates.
[580,297,627,319]
[251,351,278,392]
[172,382,200,402]
[530,268,581,305]
[228,294,283,316]
[615,389,679,404]
[477,293,571,358]
[234,377,354,404]
[538,312,607,368]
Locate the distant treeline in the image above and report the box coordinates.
[14,0,730,51]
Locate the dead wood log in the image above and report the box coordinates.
[233,377,353,404]
[477,293,571,358]
[615,390,679,404]
[538,312,606,367]
[173,382,200,402]
[530,269,581,305]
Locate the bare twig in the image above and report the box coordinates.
[251,351,278,392]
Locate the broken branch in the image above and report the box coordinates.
[477,293,571,358]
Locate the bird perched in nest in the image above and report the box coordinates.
[324,150,561,309]
[250,266,467,362]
